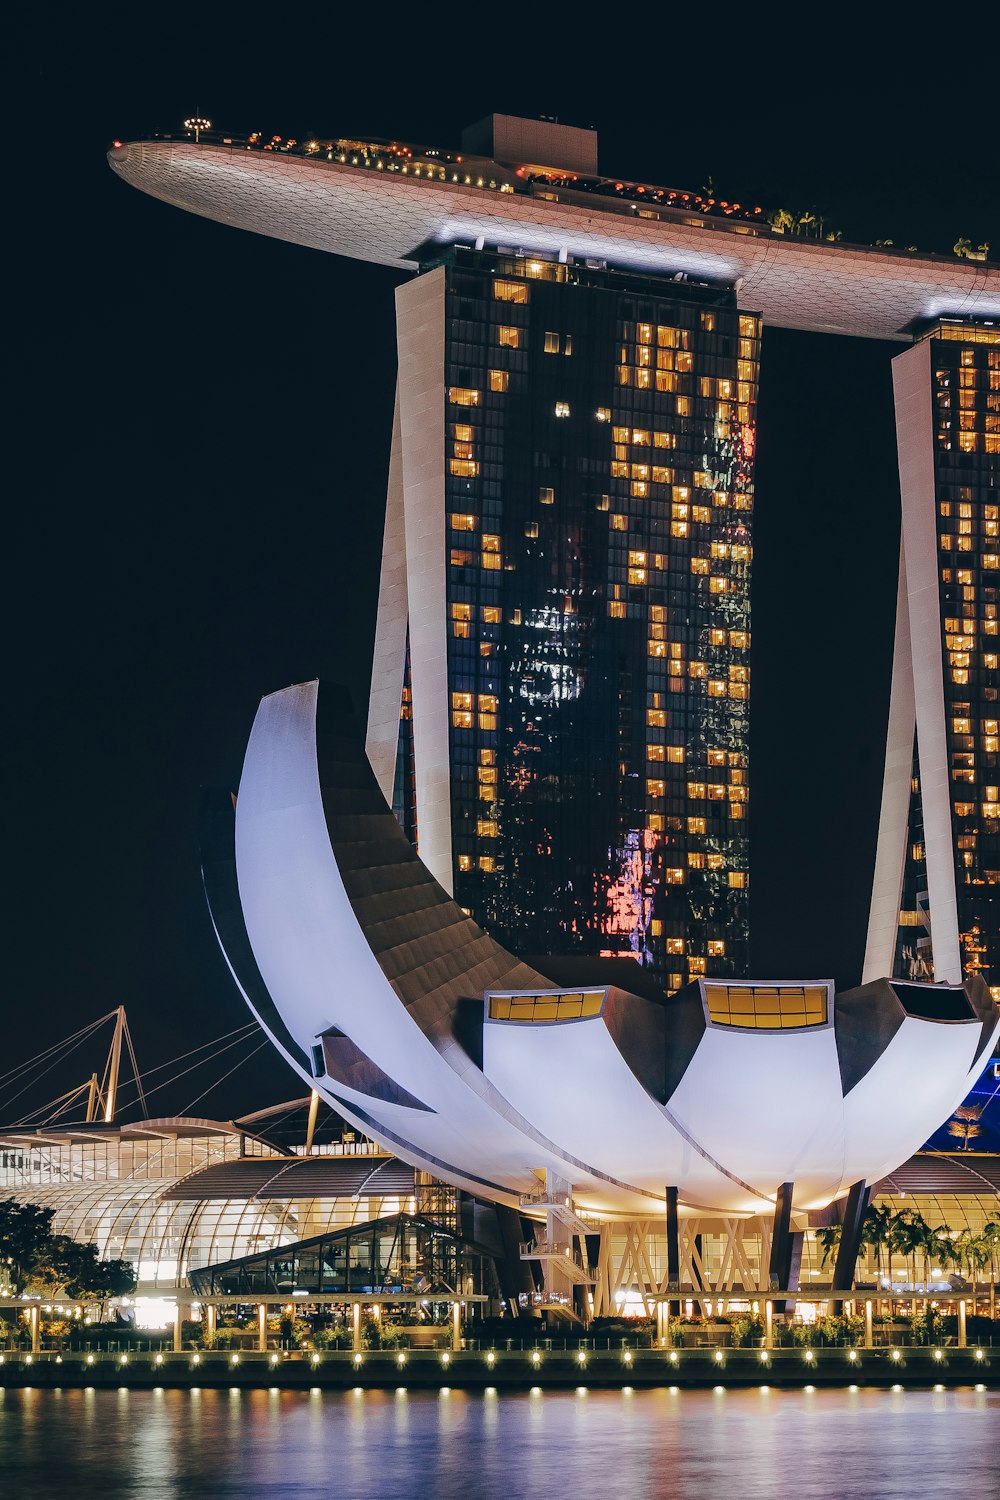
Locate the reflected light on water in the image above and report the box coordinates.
[0,1386,997,1499]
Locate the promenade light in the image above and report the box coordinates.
[311,1354,320,1366]
[848,1349,858,1362]
[759,1350,769,1362]
[441,1352,450,1367]
[353,1353,363,1366]
[577,1351,587,1365]
[891,1349,901,1362]
[531,1351,541,1366]
[803,1350,814,1363]
[486,1351,496,1367]
[270,1354,279,1365]
[623,1350,633,1365]
[192,1354,201,1366]
[397,1353,407,1367]
[974,1349,984,1360]
[230,1354,240,1366]
[933,1349,943,1361]
[155,1354,163,1366]
[86,1355,94,1365]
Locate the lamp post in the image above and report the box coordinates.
[184,116,211,144]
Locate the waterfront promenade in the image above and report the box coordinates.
[1,1345,994,1391]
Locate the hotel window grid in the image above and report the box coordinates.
[401,248,759,993]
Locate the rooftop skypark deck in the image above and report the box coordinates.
[108,128,1000,341]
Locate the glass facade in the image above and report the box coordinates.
[408,248,759,993]
[0,1132,411,1292]
[893,324,1000,993]
[189,1213,499,1300]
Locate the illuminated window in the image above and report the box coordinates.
[524,521,539,538]
[539,487,555,505]
[449,387,481,406]
[595,407,610,422]
[488,991,604,1023]
[482,605,501,624]
[611,514,628,531]
[554,401,571,418]
[477,819,499,838]
[450,513,476,530]
[479,856,495,872]
[704,984,828,1030]
[494,278,528,303]
[498,325,520,348]
[450,549,473,567]
[489,370,509,392]
[544,331,560,353]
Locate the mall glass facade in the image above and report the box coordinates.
[406,249,759,992]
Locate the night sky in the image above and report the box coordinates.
[9,8,998,1123]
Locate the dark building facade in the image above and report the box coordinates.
[372,247,758,993]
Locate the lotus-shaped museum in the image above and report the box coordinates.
[203,679,999,1222]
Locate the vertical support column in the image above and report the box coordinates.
[173,1303,183,1354]
[832,1181,870,1311]
[865,1300,874,1349]
[366,387,409,805]
[394,268,453,892]
[665,1187,680,1322]
[352,1302,362,1354]
[451,1300,462,1353]
[768,1182,794,1313]
[29,1305,40,1354]
[764,1300,773,1350]
[257,1304,267,1354]
[891,338,962,982]
[656,1301,669,1347]
[205,1304,216,1343]
[958,1298,967,1348]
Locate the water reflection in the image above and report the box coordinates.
[0,1386,995,1498]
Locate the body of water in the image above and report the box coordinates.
[1,1385,997,1498]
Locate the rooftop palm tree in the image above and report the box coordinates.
[947,1106,982,1150]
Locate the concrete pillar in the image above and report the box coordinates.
[665,1186,680,1320]
[656,1301,669,1347]
[205,1304,216,1342]
[832,1181,869,1309]
[29,1305,40,1354]
[764,1300,773,1350]
[257,1304,267,1354]
[173,1303,183,1354]
[451,1300,462,1353]
[864,1300,873,1349]
[958,1299,967,1348]
[352,1302,362,1354]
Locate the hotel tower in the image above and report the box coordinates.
[109,112,1000,1003]
[866,322,1000,999]
[367,234,757,993]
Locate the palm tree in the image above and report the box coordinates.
[955,1230,990,1305]
[889,1210,927,1289]
[815,1225,841,1273]
[920,1223,954,1292]
[947,1106,982,1150]
[860,1204,892,1285]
